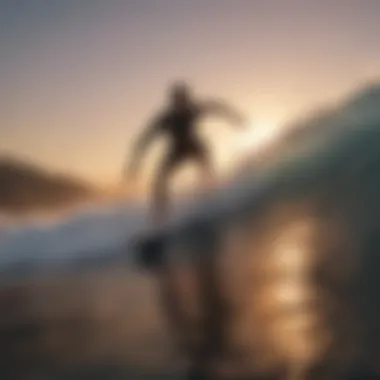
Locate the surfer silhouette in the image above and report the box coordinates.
[125,81,247,224]
[126,84,248,377]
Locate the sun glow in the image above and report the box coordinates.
[238,119,283,154]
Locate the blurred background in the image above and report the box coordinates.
[1,1,380,379]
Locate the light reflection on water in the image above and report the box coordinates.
[225,217,318,378]
[261,217,326,378]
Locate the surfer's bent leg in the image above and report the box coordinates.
[193,141,214,186]
[151,150,179,224]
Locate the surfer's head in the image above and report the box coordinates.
[168,81,192,108]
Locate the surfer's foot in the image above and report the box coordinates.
[131,233,166,272]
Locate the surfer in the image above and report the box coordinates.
[124,82,248,378]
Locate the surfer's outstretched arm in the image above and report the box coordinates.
[124,116,164,179]
[200,99,247,128]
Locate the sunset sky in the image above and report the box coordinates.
[1,0,380,185]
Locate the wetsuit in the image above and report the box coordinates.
[155,104,209,169]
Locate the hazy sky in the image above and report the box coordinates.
[1,0,380,185]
